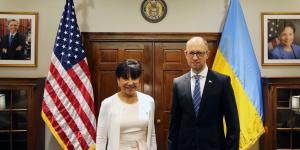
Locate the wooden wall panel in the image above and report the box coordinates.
[155,42,187,150]
[96,71,117,105]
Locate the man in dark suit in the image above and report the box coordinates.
[168,37,240,150]
[1,19,26,60]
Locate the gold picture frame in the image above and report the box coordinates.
[261,12,300,66]
[0,12,38,67]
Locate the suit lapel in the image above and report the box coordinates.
[183,72,197,119]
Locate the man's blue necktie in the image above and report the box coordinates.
[193,75,201,117]
[9,35,13,47]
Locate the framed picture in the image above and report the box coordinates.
[261,12,300,66]
[0,12,38,67]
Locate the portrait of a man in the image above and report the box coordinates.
[0,12,37,66]
[0,19,27,60]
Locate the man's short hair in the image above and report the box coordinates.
[7,19,19,26]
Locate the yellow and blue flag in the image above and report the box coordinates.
[212,0,265,149]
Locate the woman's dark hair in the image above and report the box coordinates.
[279,21,296,34]
[116,59,142,80]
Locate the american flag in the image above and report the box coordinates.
[268,19,281,51]
[41,0,96,149]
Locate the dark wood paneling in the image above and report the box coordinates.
[262,77,300,150]
[96,71,117,103]
[154,42,187,150]
[0,78,45,150]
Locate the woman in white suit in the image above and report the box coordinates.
[96,59,157,150]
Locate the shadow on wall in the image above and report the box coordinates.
[76,0,95,31]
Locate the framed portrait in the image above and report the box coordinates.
[0,12,38,67]
[261,12,300,66]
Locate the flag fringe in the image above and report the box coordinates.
[41,111,68,150]
[240,128,265,150]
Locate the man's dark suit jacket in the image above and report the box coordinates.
[1,32,26,60]
[168,69,240,150]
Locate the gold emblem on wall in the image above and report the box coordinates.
[141,0,167,23]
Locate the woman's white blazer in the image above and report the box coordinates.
[96,91,157,150]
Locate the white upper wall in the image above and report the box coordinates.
[1,0,300,77]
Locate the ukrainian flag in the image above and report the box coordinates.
[212,0,265,149]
